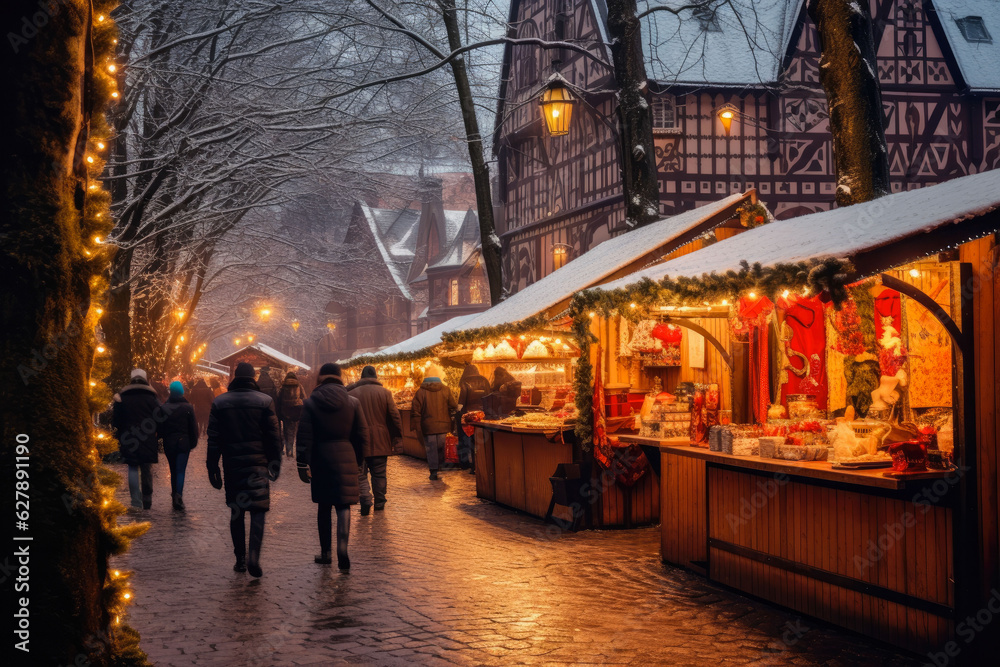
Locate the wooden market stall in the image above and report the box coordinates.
[573,169,1000,659]
[214,342,311,379]
[449,191,763,527]
[339,314,481,459]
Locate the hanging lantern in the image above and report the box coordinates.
[247,334,255,343]
[539,79,576,137]
[292,320,300,332]
[327,322,336,331]
[717,104,738,135]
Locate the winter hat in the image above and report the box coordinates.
[169,381,185,397]
[235,362,256,378]
[361,365,377,379]
[317,362,342,385]
[130,368,148,381]
[425,363,444,381]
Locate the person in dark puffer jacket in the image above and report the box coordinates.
[112,368,162,510]
[410,363,457,481]
[456,364,490,473]
[207,363,281,577]
[160,381,199,511]
[297,362,369,570]
[277,371,306,458]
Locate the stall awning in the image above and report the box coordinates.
[340,313,481,366]
[215,342,311,371]
[452,191,756,333]
[591,170,1000,295]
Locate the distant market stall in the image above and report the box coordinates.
[571,169,1000,655]
[215,342,310,378]
[443,191,763,528]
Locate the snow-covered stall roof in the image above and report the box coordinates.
[932,0,1000,92]
[592,169,1000,295]
[636,0,801,87]
[453,191,753,332]
[216,343,311,371]
[341,313,481,366]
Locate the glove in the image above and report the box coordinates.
[297,466,311,484]
[208,466,223,490]
[267,461,280,482]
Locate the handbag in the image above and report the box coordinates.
[444,433,459,463]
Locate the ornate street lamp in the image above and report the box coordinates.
[291,320,300,332]
[539,76,576,137]
[717,104,738,134]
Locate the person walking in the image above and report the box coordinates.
[207,362,281,578]
[257,367,278,403]
[189,378,215,437]
[296,363,369,570]
[209,376,224,397]
[347,365,402,514]
[112,368,162,510]
[277,371,306,458]
[456,364,490,474]
[160,381,198,511]
[410,364,457,481]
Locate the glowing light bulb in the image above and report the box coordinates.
[98,14,105,22]
[87,156,94,163]
[89,184,98,190]
[94,236,102,244]
[123,592,131,600]
[721,299,729,306]
[90,381,96,387]
[588,312,596,318]
[748,291,757,299]
[103,500,109,507]
[782,290,790,298]
[909,268,920,278]
[111,92,119,98]
[552,109,560,118]
[96,345,106,353]
[629,302,636,309]
[108,65,116,73]
[114,570,120,577]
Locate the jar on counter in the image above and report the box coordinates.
[787,394,821,419]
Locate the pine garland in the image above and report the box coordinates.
[342,347,438,369]
[440,313,551,347]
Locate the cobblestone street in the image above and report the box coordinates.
[114,454,920,666]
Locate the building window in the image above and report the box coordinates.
[469,276,485,304]
[552,244,569,271]
[956,16,992,43]
[449,278,460,306]
[652,95,679,133]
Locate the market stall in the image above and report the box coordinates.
[570,169,1000,655]
[339,314,480,459]
[446,191,763,526]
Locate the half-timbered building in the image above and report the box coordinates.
[494,0,1000,294]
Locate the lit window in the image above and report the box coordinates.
[652,95,678,132]
[450,279,460,306]
[552,244,569,270]
[956,16,991,43]
[469,277,485,304]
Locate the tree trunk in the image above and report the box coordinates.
[103,250,134,390]
[439,0,505,304]
[808,0,890,205]
[0,2,139,663]
[606,0,661,228]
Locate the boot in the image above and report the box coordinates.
[337,554,350,571]
[247,549,262,578]
[429,469,439,480]
[360,503,372,516]
[314,551,332,565]
[234,554,247,572]
[172,493,185,512]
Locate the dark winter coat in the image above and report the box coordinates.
[347,378,403,457]
[297,377,369,506]
[112,380,162,465]
[160,395,199,456]
[189,379,215,426]
[410,379,457,439]
[207,377,282,511]
[257,371,278,402]
[457,365,490,414]
[277,377,306,422]
[151,380,170,403]
[488,367,522,416]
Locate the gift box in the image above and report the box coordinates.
[732,437,759,457]
[721,428,734,454]
[889,440,928,472]
[759,436,783,459]
[709,426,723,452]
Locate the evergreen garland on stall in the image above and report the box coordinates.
[439,313,550,347]
[342,347,439,370]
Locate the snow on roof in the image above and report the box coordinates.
[593,170,1000,295]
[342,313,481,365]
[218,343,311,371]
[360,205,414,300]
[429,210,481,270]
[932,0,1000,92]
[637,0,801,87]
[454,192,750,331]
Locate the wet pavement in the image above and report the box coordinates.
[113,452,921,666]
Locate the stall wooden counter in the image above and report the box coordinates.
[473,421,575,520]
[652,440,957,655]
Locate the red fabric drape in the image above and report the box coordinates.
[749,322,770,423]
[777,295,828,409]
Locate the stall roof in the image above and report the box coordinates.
[592,169,1000,294]
[453,191,754,332]
[340,313,481,366]
[215,342,311,371]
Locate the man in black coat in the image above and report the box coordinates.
[160,381,199,511]
[456,364,490,473]
[207,362,281,577]
[112,368,162,510]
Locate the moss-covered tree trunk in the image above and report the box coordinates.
[606,0,661,228]
[1,2,147,664]
[808,0,890,205]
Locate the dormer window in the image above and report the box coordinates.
[956,16,991,43]
[652,95,680,134]
[693,6,722,33]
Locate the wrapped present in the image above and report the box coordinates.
[889,440,927,472]
[777,445,808,461]
[709,426,723,452]
[721,428,734,454]
[759,436,783,459]
[732,437,759,457]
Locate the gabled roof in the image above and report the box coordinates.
[453,191,755,332]
[356,203,415,300]
[592,169,1000,295]
[215,343,311,371]
[428,209,481,271]
[405,202,474,283]
[931,0,1000,92]
[636,0,801,87]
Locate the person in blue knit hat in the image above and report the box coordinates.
[159,380,199,511]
